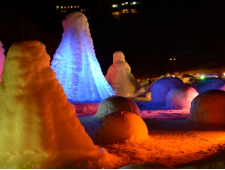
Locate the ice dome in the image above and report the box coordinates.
[0,40,114,168]
[93,111,149,145]
[94,96,140,120]
[51,12,114,103]
[105,51,141,97]
[151,77,184,102]
[192,78,225,94]
[166,86,199,109]
[0,41,5,83]
[189,90,225,124]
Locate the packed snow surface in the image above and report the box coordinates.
[0,41,5,82]
[166,86,199,109]
[94,96,140,120]
[0,40,116,168]
[105,51,141,97]
[51,12,114,103]
[93,111,149,145]
[189,90,225,124]
[151,77,184,102]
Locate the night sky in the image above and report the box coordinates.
[0,0,225,77]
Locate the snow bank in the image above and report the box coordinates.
[166,86,199,109]
[105,51,141,97]
[93,111,149,144]
[151,77,184,102]
[0,40,114,168]
[189,90,225,124]
[94,96,140,120]
[0,41,5,82]
[51,12,114,103]
[192,78,225,94]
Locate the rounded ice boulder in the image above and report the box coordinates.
[192,78,225,94]
[94,96,140,120]
[189,90,225,124]
[151,77,184,102]
[93,111,149,144]
[166,86,199,109]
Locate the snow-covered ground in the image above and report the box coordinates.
[77,100,225,169]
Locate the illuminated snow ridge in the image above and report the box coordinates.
[51,12,114,103]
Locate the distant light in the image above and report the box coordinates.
[224,73,225,76]
[170,58,172,60]
[67,6,70,8]
[130,1,137,5]
[131,9,137,13]
[64,10,66,12]
[77,5,80,8]
[170,58,176,61]
[122,9,129,14]
[56,6,59,9]
[64,6,66,9]
[81,9,83,12]
[61,6,63,9]
[71,6,73,8]
[112,4,118,8]
[200,75,205,79]
[84,9,86,11]
[74,6,76,8]
[172,75,175,77]
[121,2,128,5]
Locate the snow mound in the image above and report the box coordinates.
[94,96,140,120]
[189,90,225,124]
[0,40,114,168]
[93,111,149,144]
[166,86,199,109]
[0,41,5,83]
[105,51,141,97]
[51,12,114,103]
[192,78,225,94]
[120,162,170,169]
[151,77,184,102]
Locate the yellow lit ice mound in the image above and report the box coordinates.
[166,86,199,109]
[0,40,115,168]
[93,111,149,145]
[189,90,225,124]
[94,96,140,120]
[151,77,184,102]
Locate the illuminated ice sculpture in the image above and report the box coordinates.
[51,12,114,103]
[0,41,5,83]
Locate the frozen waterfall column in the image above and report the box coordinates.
[105,51,141,97]
[0,40,114,168]
[0,41,5,83]
[51,12,114,103]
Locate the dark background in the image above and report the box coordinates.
[0,0,225,78]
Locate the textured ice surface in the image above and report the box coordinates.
[0,41,5,82]
[0,40,114,168]
[105,51,141,97]
[94,96,140,120]
[51,12,114,103]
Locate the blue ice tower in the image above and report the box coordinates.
[51,12,114,103]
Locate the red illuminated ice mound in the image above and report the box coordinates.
[94,96,140,120]
[93,111,149,144]
[189,90,225,124]
[166,86,199,109]
[151,77,184,102]
[192,78,225,94]
[0,40,115,168]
